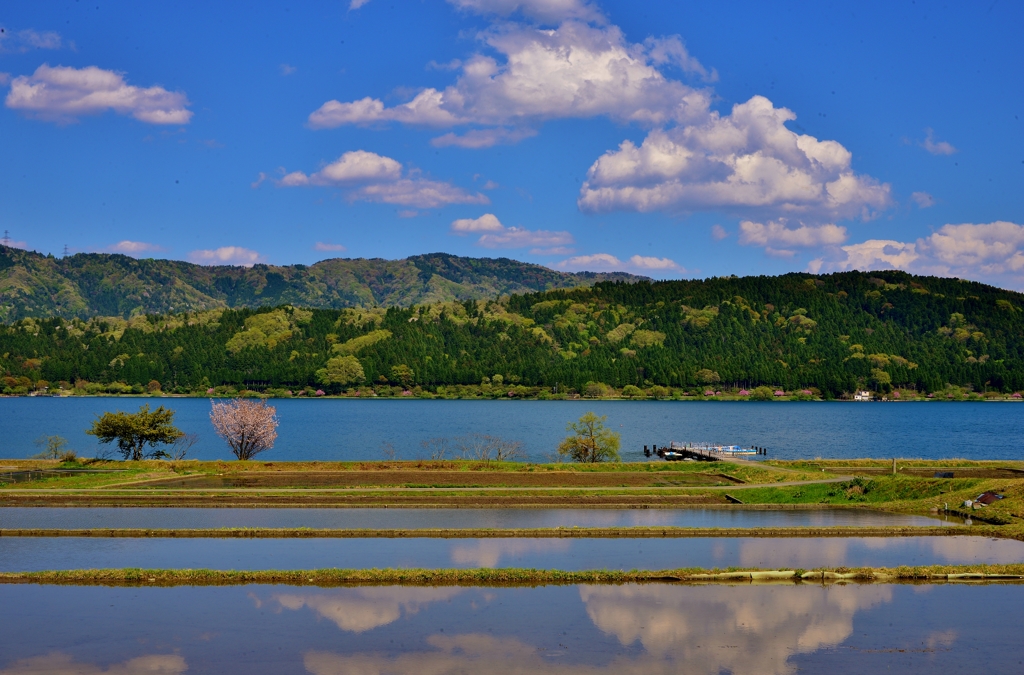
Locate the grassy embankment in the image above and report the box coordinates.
[2,459,1021,526]
[3,564,1023,587]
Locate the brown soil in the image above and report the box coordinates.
[121,471,741,489]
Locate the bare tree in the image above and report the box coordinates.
[380,441,398,461]
[420,437,450,460]
[454,433,526,463]
[167,432,200,460]
[209,399,279,460]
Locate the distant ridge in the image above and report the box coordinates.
[0,247,645,321]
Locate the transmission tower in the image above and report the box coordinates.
[2,230,9,247]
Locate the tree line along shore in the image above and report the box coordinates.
[4,270,1024,399]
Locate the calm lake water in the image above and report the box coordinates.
[0,506,955,530]
[1,535,1020,571]
[1,397,1022,461]
[1,583,1021,674]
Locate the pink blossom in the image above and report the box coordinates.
[401,390,413,396]
[1013,393,1022,399]
[893,391,901,398]
[927,393,935,398]
[774,390,785,396]
[800,389,812,395]
[206,388,215,394]
[210,398,279,460]
[738,389,750,396]
[704,390,716,396]
[315,389,325,396]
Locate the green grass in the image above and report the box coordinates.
[738,476,982,505]
[3,564,1023,587]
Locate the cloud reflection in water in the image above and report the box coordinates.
[302,584,894,675]
[272,587,464,633]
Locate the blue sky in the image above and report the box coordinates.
[1,0,1022,287]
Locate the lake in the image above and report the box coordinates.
[1,535,1020,571]
[1,583,1021,674]
[1,398,1022,462]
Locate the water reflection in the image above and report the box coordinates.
[581,585,892,674]
[0,506,951,530]
[449,539,572,567]
[0,654,187,675]
[302,584,895,675]
[1,584,1020,674]
[2,535,1020,572]
[270,587,463,632]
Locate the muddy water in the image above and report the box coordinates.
[0,583,1021,674]
[0,506,960,530]
[1,535,1020,572]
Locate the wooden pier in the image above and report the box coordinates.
[643,442,768,462]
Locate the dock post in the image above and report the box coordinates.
[892,457,897,476]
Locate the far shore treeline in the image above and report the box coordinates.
[3,270,1024,400]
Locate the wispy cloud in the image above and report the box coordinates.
[555,252,682,274]
[314,242,347,252]
[450,213,573,249]
[0,27,63,53]
[920,128,957,155]
[108,240,163,255]
[911,191,936,208]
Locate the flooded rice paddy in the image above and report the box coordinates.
[1,583,1021,674]
[2,535,1020,572]
[0,506,959,530]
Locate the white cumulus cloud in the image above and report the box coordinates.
[5,64,192,124]
[578,95,891,221]
[738,219,847,258]
[277,150,488,209]
[451,213,572,249]
[451,213,505,232]
[307,21,711,139]
[810,221,1024,288]
[188,246,264,267]
[628,254,680,270]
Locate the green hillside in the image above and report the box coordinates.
[0,246,640,321]
[3,269,1024,398]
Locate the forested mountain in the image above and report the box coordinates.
[0,246,640,321]
[4,270,1024,398]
